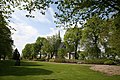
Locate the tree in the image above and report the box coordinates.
[109,14,120,57]
[35,37,47,59]
[47,33,61,58]
[41,38,53,60]
[81,15,114,59]
[82,16,104,59]
[22,43,33,59]
[64,27,82,59]
[55,0,120,27]
[58,48,67,59]
[0,14,13,60]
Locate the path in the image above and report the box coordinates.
[90,65,120,75]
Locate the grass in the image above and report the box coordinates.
[0,60,120,80]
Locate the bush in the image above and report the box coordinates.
[114,59,120,65]
[84,59,107,64]
[36,58,46,61]
[104,60,115,65]
[65,59,78,63]
[54,58,65,63]
[49,59,55,62]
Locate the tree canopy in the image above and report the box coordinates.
[64,27,82,59]
[55,0,120,27]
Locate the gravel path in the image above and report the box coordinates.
[90,65,120,75]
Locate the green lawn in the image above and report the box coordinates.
[0,60,120,80]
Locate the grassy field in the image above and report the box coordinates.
[0,60,120,80]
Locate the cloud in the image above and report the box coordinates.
[29,7,56,24]
[11,8,52,24]
[48,7,56,21]
[10,23,40,54]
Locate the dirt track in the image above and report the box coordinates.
[90,65,120,75]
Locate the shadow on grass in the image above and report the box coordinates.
[0,66,53,76]
[0,60,43,66]
[0,60,53,76]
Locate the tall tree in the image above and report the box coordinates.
[64,27,82,59]
[46,33,61,58]
[41,38,53,60]
[35,37,47,58]
[22,43,33,59]
[81,15,114,59]
[109,14,120,57]
[0,13,13,60]
[82,16,104,59]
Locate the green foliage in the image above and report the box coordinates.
[45,34,61,58]
[81,16,111,59]
[109,14,120,57]
[79,51,86,60]
[64,27,82,59]
[54,58,65,63]
[55,0,120,27]
[22,43,33,59]
[0,0,53,20]
[84,59,107,64]
[65,59,78,63]
[36,58,46,61]
[41,38,53,55]
[58,48,67,58]
[49,59,55,62]
[22,32,61,60]
[104,60,115,65]
[0,14,13,59]
[35,37,47,58]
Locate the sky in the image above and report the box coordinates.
[10,5,66,54]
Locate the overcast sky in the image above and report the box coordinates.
[10,6,66,54]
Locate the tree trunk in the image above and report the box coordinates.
[39,52,41,59]
[51,53,54,59]
[0,55,1,60]
[3,55,6,60]
[75,41,78,59]
[54,52,58,59]
[69,52,71,59]
[75,51,78,59]
[47,54,50,61]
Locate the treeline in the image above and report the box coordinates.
[22,32,62,60]
[22,15,120,63]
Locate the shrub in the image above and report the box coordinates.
[49,59,55,62]
[77,60,86,64]
[36,58,46,61]
[58,48,67,59]
[65,59,78,63]
[54,58,65,63]
[114,59,120,65]
[84,59,107,64]
[104,60,115,65]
